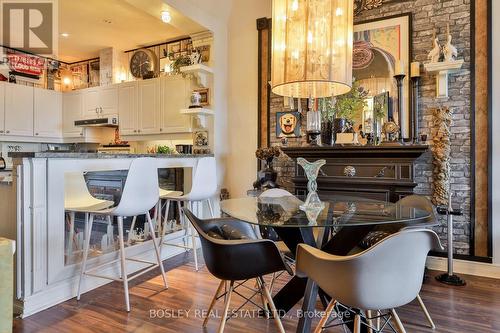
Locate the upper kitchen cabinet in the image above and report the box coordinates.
[118,81,138,136]
[138,78,161,134]
[34,88,62,138]
[160,76,192,133]
[63,91,84,137]
[82,85,118,119]
[4,83,34,136]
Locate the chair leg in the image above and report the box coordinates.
[256,278,269,319]
[203,280,225,327]
[391,309,407,333]
[416,294,436,329]
[314,300,337,333]
[259,276,285,333]
[159,200,171,250]
[218,280,234,333]
[117,216,131,312]
[366,310,374,333]
[187,201,199,271]
[146,212,168,289]
[376,310,381,330]
[67,211,76,257]
[77,213,94,301]
[127,216,137,246]
[178,201,188,251]
[207,198,215,217]
[354,314,361,333]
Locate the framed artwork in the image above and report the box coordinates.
[194,88,210,106]
[276,111,301,138]
[354,13,411,138]
[88,60,100,87]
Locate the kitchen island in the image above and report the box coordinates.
[1,153,214,317]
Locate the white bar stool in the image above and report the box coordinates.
[159,157,217,271]
[76,158,168,312]
[64,172,114,259]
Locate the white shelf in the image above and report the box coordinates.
[179,64,213,87]
[424,60,464,98]
[180,108,214,115]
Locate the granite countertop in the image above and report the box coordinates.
[8,152,214,159]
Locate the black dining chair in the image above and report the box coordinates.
[182,208,290,333]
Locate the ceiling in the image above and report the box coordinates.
[58,0,207,63]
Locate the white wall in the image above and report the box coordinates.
[226,0,271,197]
[492,0,500,265]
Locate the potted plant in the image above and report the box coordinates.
[332,80,368,142]
[319,98,335,146]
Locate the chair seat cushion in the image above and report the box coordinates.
[359,231,391,249]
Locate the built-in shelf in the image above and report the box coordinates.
[180,108,214,115]
[181,108,214,129]
[424,60,464,98]
[179,64,213,87]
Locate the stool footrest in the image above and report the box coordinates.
[84,261,160,282]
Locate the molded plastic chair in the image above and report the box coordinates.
[297,229,442,333]
[159,157,217,271]
[183,208,287,333]
[76,158,168,312]
[64,172,114,258]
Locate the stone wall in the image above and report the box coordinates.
[270,0,472,254]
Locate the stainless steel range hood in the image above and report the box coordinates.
[75,115,119,127]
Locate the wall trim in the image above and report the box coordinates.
[426,256,500,280]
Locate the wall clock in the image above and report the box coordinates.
[129,48,157,79]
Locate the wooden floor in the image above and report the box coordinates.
[13,252,500,333]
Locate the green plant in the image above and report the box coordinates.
[334,80,368,120]
[157,145,173,154]
[169,53,191,75]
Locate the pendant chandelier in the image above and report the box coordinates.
[271,0,354,98]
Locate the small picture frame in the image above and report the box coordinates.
[194,88,210,106]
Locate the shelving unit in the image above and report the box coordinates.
[179,64,214,88]
[180,108,214,129]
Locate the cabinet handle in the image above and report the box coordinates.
[35,133,39,136]
[160,128,163,132]
[0,130,3,133]
[133,130,137,133]
[80,132,84,136]
[100,107,103,113]
[6,130,10,134]
[137,129,141,133]
[95,107,98,114]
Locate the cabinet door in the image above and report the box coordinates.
[63,91,84,137]
[99,85,118,116]
[34,88,62,138]
[160,76,192,133]
[118,82,138,136]
[0,83,5,134]
[138,78,161,134]
[82,87,100,119]
[4,83,34,136]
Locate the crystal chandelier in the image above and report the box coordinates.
[271,0,354,98]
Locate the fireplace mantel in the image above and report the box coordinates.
[281,144,429,203]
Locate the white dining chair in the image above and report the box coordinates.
[159,157,217,271]
[76,158,168,312]
[296,229,442,333]
[64,172,114,258]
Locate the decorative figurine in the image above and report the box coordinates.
[443,24,458,62]
[427,29,442,63]
[189,49,202,65]
[297,158,326,219]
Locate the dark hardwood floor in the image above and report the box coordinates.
[13,252,500,333]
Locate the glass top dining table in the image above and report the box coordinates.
[220,194,435,333]
[220,195,434,228]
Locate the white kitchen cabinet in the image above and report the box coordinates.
[62,91,84,138]
[4,83,34,136]
[82,85,118,119]
[0,83,5,134]
[160,76,192,133]
[138,78,161,134]
[118,81,138,136]
[34,88,62,138]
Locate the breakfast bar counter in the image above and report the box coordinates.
[2,153,213,317]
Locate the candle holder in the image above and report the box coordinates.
[394,74,406,143]
[411,76,421,143]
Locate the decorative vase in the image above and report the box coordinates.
[373,119,382,145]
[321,120,333,146]
[297,158,326,222]
[332,118,347,144]
[256,158,278,190]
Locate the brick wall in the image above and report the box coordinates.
[270,0,472,254]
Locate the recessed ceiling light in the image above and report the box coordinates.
[61,32,69,37]
[161,10,171,23]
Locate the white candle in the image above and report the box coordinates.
[395,60,405,76]
[411,61,421,77]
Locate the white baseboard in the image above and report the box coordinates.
[426,256,500,279]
